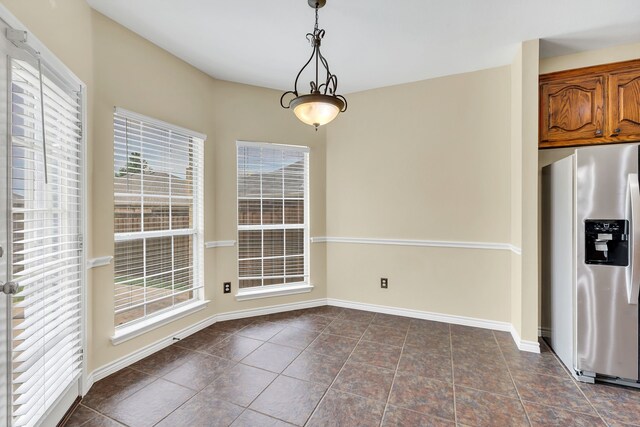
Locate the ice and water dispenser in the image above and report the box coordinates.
[584,219,629,266]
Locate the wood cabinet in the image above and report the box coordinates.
[608,68,640,140]
[540,75,605,143]
[539,59,640,149]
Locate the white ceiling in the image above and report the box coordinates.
[86,0,640,94]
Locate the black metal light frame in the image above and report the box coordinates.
[280,0,347,126]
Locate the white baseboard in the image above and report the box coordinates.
[84,297,538,395]
[510,324,541,353]
[216,298,326,321]
[85,298,327,393]
[326,298,512,332]
[326,298,539,354]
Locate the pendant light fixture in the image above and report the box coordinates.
[280,0,347,130]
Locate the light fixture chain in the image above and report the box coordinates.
[314,4,319,32]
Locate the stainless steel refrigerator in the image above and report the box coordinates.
[542,143,639,386]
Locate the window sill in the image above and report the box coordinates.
[111,300,210,345]
[235,283,314,301]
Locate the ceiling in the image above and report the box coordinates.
[86,0,640,94]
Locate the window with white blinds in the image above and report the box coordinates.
[9,58,84,427]
[113,109,204,327]
[237,142,309,289]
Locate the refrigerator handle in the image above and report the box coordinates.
[626,173,640,305]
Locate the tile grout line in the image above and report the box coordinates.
[153,317,283,427]
[492,331,533,426]
[303,312,377,426]
[538,339,612,426]
[571,378,612,426]
[449,323,458,426]
[229,314,327,425]
[198,313,315,424]
[509,337,611,425]
[153,318,266,427]
[378,319,410,427]
[78,403,125,427]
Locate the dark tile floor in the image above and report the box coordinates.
[63,306,640,427]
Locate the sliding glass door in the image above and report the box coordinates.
[1,17,86,427]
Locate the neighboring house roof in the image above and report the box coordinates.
[114,171,193,205]
[239,159,305,198]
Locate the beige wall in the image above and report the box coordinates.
[207,81,327,316]
[540,41,640,74]
[325,66,513,323]
[3,1,326,373]
[510,46,523,335]
[90,12,326,371]
[511,40,542,344]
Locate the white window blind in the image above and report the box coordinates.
[113,109,204,327]
[237,142,309,289]
[9,58,84,427]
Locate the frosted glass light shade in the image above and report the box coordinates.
[290,94,345,127]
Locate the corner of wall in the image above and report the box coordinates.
[510,39,540,343]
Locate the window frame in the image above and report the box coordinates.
[235,140,311,298]
[112,108,206,332]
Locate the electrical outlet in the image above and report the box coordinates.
[381,278,388,289]
[223,282,231,294]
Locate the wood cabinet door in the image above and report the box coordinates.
[540,75,605,143]
[608,68,640,140]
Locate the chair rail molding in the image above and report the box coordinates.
[311,236,522,254]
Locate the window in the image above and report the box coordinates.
[113,109,204,327]
[237,141,309,290]
[8,57,84,426]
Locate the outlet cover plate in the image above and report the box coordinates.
[223,282,231,294]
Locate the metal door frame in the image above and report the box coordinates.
[0,20,10,426]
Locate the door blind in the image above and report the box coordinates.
[113,110,204,327]
[237,142,309,289]
[9,58,83,427]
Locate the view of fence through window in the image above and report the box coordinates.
[237,143,309,289]
[113,111,203,326]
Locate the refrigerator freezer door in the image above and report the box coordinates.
[627,174,640,305]
[576,143,639,381]
[541,156,575,374]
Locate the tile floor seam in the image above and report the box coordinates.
[267,331,321,351]
[82,375,164,417]
[219,363,281,420]
[243,320,334,426]
[71,404,93,427]
[504,339,610,427]
[449,323,458,426]
[303,320,370,426]
[156,347,282,425]
[77,402,130,426]
[452,383,531,402]
[240,408,296,426]
[568,380,612,426]
[149,392,242,427]
[518,398,612,420]
[493,330,532,426]
[359,338,404,349]
[236,405,294,425]
[378,317,410,427]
